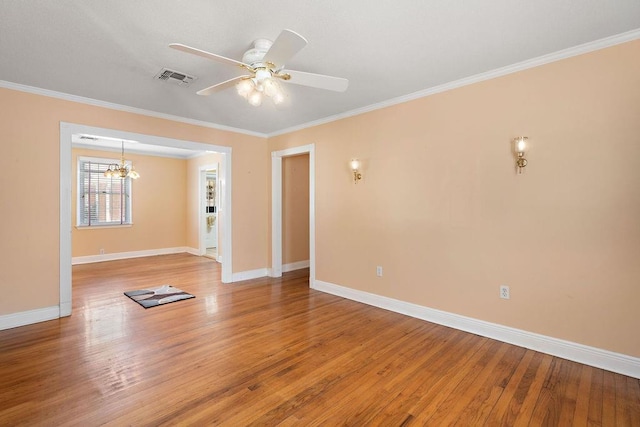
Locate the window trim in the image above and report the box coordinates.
[76,155,134,228]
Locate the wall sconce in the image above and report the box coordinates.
[513,137,529,174]
[350,158,362,184]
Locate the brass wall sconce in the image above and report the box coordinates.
[513,137,529,174]
[350,158,362,184]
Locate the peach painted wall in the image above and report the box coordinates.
[0,87,267,316]
[268,40,640,357]
[71,148,187,257]
[282,154,310,264]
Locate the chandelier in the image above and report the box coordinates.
[104,141,140,179]
[236,68,285,107]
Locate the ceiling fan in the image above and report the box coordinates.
[169,29,348,106]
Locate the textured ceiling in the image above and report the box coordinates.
[1,1,639,136]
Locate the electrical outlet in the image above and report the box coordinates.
[500,285,510,299]
[376,266,383,277]
[99,248,105,255]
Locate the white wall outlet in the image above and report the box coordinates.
[99,248,105,255]
[500,285,510,299]
[376,266,383,277]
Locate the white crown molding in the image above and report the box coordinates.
[2,29,638,139]
[0,306,60,331]
[72,247,192,265]
[268,28,640,137]
[312,280,640,379]
[0,80,267,138]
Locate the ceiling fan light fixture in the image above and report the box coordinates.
[236,79,254,98]
[272,91,284,105]
[255,68,271,82]
[263,78,279,97]
[248,90,263,107]
[241,71,283,106]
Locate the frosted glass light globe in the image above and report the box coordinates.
[263,78,279,97]
[248,90,263,107]
[272,91,284,105]
[255,68,271,82]
[516,137,528,153]
[236,79,254,98]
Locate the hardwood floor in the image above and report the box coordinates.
[1,254,638,426]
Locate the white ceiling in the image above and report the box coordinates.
[1,1,639,136]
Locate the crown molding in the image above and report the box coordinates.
[0,80,268,138]
[2,28,638,139]
[268,28,640,137]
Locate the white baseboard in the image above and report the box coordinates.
[242,261,309,281]
[282,260,310,272]
[72,247,192,265]
[232,268,268,282]
[60,301,72,317]
[0,306,60,331]
[312,280,640,379]
[185,247,200,256]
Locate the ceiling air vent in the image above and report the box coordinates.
[154,68,197,86]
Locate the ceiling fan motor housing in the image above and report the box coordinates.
[242,39,273,66]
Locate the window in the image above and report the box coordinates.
[77,156,133,227]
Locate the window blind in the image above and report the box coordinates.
[78,158,132,226]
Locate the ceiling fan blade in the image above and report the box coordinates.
[281,69,349,92]
[196,76,250,96]
[263,29,308,67]
[170,43,250,69]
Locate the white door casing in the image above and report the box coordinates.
[60,122,234,316]
[271,144,315,285]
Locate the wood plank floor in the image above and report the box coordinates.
[1,254,638,426]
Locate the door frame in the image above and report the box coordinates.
[270,144,315,285]
[60,122,233,316]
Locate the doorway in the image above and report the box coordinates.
[271,144,315,286]
[59,123,234,317]
[199,165,220,262]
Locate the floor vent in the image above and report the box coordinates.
[154,68,197,86]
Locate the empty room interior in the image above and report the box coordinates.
[1,1,639,425]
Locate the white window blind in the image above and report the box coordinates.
[77,157,132,226]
